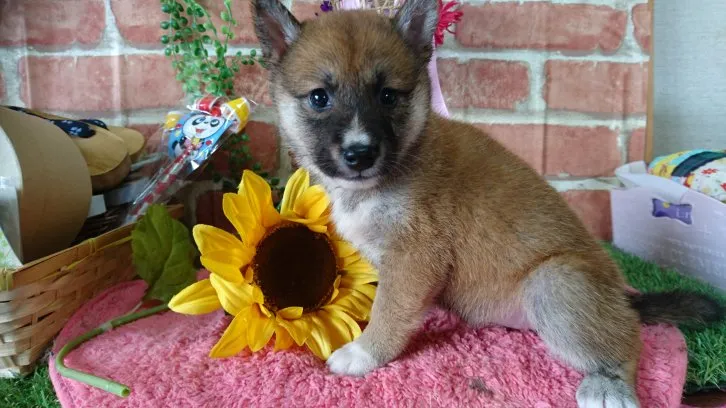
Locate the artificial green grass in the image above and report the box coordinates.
[1,246,723,406]
[0,365,59,408]
[605,244,726,393]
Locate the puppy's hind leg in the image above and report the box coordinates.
[522,255,642,408]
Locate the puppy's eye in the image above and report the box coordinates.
[380,88,398,106]
[308,88,331,111]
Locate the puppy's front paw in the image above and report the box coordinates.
[576,373,640,408]
[326,341,379,376]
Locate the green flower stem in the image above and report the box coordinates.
[55,303,170,398]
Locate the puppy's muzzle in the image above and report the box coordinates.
[341,143,379,172]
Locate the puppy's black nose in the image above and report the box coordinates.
[341,144,378,172]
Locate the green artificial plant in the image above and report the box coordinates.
[160,0,264,97]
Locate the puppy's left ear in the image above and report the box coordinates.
[394,0,440,61]
[251,0,301,68]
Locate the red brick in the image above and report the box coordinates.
[561,190,612,240]
[110,0,166,46]
[632,4,651,53]
[232,62,272,106]
[437,59,529,110]
[208,120,279,179]
[544,61,647,114]
[456,3,626,53]
[476,124,545,173]
[112,0,320,46]
[292,2,324,21]
[19,55,184,112]
[196,191,236,234]
[123,55,185,109]
[545,126,621,177]
[628,128,646,162]
[243,121,279,172]
[0,0,105,48]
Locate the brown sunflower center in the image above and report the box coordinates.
[252,223,338,312]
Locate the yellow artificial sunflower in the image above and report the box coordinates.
[169,169,377,359]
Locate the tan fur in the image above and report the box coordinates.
[252,1,642,405]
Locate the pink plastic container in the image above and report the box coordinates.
[612,161,726,291]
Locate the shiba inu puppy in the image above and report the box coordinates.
[251,0,724,406]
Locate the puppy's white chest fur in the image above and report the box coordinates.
[330,188,407,267]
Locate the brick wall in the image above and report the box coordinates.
[0,0,652,240]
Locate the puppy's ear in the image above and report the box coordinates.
[394,0,439,61]
[251,0,301,67]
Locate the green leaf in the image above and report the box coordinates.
[131,205,197,303]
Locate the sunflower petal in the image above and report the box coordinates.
[327,307,363,339]
[169,279,221,315]
[199,247,252,283]
[252,285,265,305]
[345,258,376,275]
[274,326,295,351]
[355,283,377,301]
[333,240,361,268]
[209,311,249,358]
[305,333,326,360]
[240,170,280,228]
[293,185,330,221]
[282,214,330,228]
[247,304,276,352]
[318,310,356,351]
[223,193,265,246]
[243,266,254,282]
[276,315,313,346]
[328,288,373,321]
[280,168,309,216]
[192,224,249,257]
[259,303,274,318]
[341,273,379,287]
[306,315,332,359]
[209,274,254,315]
[277,306,303,320]
[304,188,330,220]
[306,223,329,234]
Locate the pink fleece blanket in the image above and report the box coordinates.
[50,279,689,408]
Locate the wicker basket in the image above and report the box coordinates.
[0,204,184,378]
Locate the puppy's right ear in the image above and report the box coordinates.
[251,0,301,67]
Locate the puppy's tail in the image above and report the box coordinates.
[628,291,725,326]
